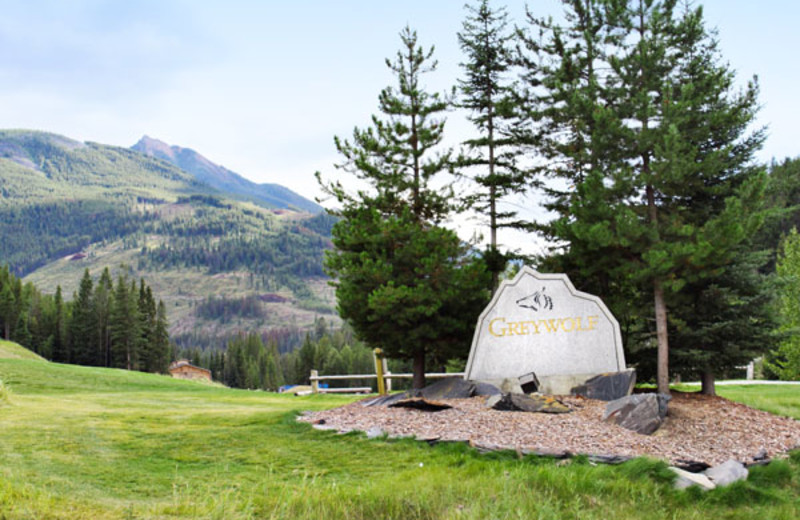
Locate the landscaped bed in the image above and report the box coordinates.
[300,391,800,466]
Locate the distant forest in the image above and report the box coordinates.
[0,266,169,373]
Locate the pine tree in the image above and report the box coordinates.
[318,27,490,389]
[110,274,140,370]
[151,300,170,373]
[458,0,526,291]
[137,281,158,372]
[93,268,113,367]
[70,269,96,365]
[51,286,68,362]
[519,0,766,393]
[0,280,16,340]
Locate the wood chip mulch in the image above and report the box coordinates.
[298,392,800,466]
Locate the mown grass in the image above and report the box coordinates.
[1,358,799,519]
[0,339,45,361]
[716,385,800,419]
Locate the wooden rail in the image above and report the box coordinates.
[309,369,464,394]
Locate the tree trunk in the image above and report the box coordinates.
[488,108,499,295]
[412,351,426,391]
[654,279,670,395]
[700,370,716,396]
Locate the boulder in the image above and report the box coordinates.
[670,467,716,490]
[416,378,475,400]
[498,378,524,395]
[570,369,636,401]
[705,459,748,487]
[490,393,571,414]
[602,393,671,435]
[485,394,503,409]
[472,381,502,396]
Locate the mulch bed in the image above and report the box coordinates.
[299,392,800,466]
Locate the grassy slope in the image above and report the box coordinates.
[0,360,798,520]
[0,339,45,361]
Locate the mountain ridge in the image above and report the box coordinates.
[132,135,322,214]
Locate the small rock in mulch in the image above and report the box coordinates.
[389,397,452,412]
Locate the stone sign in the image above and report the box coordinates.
[464,267,625,394]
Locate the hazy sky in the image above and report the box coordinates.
[1,0,797,250]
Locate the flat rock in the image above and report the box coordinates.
[602,393,670,435]
[670,467,716,490]
[673,460,711,473]
[587,454,633,465]
[490,393,571,414]
[388,397,452,412]
[570,369,636,401]
[704,459,748,487]
[362,392,410,407]
[417,378,475,400]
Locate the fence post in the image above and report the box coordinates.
[373,349,387,396]
[310,369,319,394]
[383,357,391,393]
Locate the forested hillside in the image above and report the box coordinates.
[0,130,338,352]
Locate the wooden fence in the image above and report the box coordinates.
[309,369,464,394]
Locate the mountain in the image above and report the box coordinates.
[132,136,322,214]
[0,129,337,349]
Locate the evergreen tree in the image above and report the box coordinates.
[326,207,490,390]
[768,228,800,380]
[318,26,457,223]
[670,247,775,393]
[110,274,140,370]
[519,0,766,393]
[93,268,113,367]
[70,269,96,365]
[0,281,16,340]
[137,281,159,372]
[51,286,68,363]
[318,27,490,389]
[458,0,526,291]
[151,300,170,373]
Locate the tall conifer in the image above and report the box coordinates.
[458,0,526,291]
[319,27,490,389]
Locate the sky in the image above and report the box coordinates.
[1,0,798,251]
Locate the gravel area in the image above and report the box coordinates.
[299,392,800,466]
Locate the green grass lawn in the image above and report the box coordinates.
[1,356,799,519]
